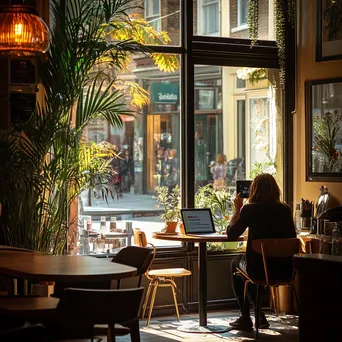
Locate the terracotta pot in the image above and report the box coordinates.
[165,221,177,233]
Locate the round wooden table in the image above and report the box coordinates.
[152,232,244,333]
[0,251,137,283]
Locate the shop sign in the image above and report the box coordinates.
[150,83,179,105]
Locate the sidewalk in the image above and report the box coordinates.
[81,191,162,220]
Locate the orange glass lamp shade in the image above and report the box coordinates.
[0,5,50,56]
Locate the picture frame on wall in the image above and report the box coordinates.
[305,78,342,181]
[316,0,342,62]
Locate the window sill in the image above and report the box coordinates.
[231,25,248,33]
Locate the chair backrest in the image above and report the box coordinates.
[252,238,301,285]
[133,228,148,248]
[133,229,157,281]
[57,287,145,326]
[111,246,154,277]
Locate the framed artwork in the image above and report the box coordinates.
[316,0,342,61]
[306,78,342,181]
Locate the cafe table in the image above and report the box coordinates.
[152,232,244,333]
[0,250,137,283]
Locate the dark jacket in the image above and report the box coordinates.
[227,202,296,279]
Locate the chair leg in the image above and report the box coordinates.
[142,281,154,320]
[23,279,28,296]
[289,284,299,310]
[146,280,159,327]
[108,325,116,342]
[243,279,250,303]
[169,280,181,321]
[255,285,261,339]
[270,287,278,316]
[127,319,141,342]
[13,279,18,295]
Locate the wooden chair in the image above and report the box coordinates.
[55,287,145,342]
[133,228,191,326]
[111,246,154,289]
[236,238,301,338]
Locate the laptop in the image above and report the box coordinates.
[180,208,220,236]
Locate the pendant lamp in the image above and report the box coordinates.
[0,1,50,56]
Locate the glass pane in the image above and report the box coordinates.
[141,0,180,45]
[194,66,283,239]
[79,54,182,252]
[194,0,275,40]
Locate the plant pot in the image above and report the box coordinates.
[164,221,178,233]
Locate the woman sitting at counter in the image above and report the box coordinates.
[227,173,296,331]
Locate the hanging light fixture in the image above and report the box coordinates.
[0,0,50,56]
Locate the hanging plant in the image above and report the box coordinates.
[274,0,287,84]
[247,0,295,86]
[236,67,267,85]
[248,0,259,46]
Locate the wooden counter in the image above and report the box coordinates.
[294,253,342,342]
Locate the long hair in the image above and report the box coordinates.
[249,173,281,204]
[216,154,225,165]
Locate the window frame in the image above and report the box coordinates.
[79,0,295,253]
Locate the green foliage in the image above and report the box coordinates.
[0,0,176,253]
[194,184,233,233]
[313,110,342,167]
[236,68,267,85]
[248,0,259,46]
[247,0,295,86]
[153,185,181,222]
[249,160,277,179]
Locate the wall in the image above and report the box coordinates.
[294,0,342,207]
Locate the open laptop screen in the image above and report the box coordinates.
[181,208,216,234]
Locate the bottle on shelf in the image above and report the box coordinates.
[110,217,117,232]
[294,203,301,234]
[100,216,107,234]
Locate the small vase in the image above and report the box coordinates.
[324,157,340,172]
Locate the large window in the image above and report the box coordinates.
[77,0,291,254]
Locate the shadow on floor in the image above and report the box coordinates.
[106,309,299,342]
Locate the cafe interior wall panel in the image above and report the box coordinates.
[294,0,342,206]
[189,254,238,304]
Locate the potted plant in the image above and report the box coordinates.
[194,184,242,251]
[0,0,179,253]
[153,185,181,233]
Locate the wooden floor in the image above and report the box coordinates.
[103,309,299,341]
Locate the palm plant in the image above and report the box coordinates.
[0,0,177,253]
